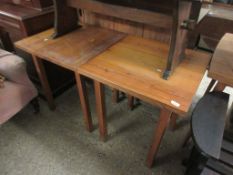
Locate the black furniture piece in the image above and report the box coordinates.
[185,92,233,175]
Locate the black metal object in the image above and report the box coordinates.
[163,0,202,79]
[52,0,79,38]
[185,92,233,175]
[0,27,15,52]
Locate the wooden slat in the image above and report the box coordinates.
[67,0,172,28]
[207,158,233,175]
[201,168,220,175]
[222,139,233,155]
[220,150,233,168]
[80,10,171,43]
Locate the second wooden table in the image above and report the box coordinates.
[78,35,211,167]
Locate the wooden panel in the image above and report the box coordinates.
[78,35,210,115]
[67,0,172,29]
[15,26,125,71]
[80,10,171,43]
[208,33,233,87]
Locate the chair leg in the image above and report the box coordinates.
[31,97,40,114]
[185,147,208,175]
[204,79,217,95]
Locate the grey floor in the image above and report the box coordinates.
[0,75,232,175]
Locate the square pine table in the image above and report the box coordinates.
[77,35,211,167]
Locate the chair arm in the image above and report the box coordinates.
[0,51,35,89]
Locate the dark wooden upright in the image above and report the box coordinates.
[52,0,202,79]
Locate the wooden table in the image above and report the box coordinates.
[208,33,233,124]
[77,35,211,167]
[15,26,125,132]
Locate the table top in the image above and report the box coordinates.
[15,26,125,71]
[208,33,233,87]
[78,36,211,115]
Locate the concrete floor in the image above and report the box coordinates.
[0,75,232,175]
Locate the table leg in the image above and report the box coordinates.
[127,95,134,110]
[94,81,107,141]
[170,113,178,131]
[32,55,55,110]
[75,73,93,132]
[146,108,172,168]
[112,89,120,103]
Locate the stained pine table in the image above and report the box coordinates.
[15,26,125,132]
[77,35,211,167]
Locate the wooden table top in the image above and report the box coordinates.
[208,33,233,87]
[15,26,125,71]
[78,36,211,115]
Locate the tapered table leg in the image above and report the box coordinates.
[76,73,93,132]
[32,55,55,110]
[127,95,134,110]
[94,81,107,141]
[112,89,120,103]
[170,113,178,131]
[146,108,172,168]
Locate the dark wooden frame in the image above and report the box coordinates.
[52,0,202,79]
[0,27,14,52]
